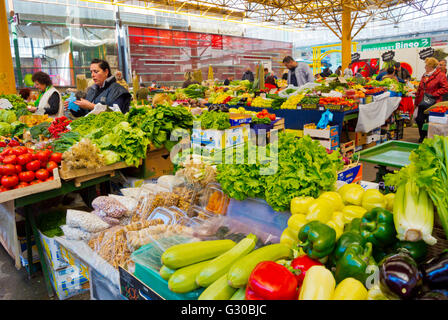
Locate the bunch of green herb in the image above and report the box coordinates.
[196,111,230,130]
[50,131,81,153]
[30,121,51,140]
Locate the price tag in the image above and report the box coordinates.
[297,105,301,110]
[319,106,324,111]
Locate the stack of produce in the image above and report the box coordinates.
[0,94,31,118]
[280,93,304,109]
[250,96,273,108]
[196,111,231,130]
[183,84,208,99]
[251,109,276,125]
[0,145,61,191]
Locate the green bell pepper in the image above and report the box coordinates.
[392,240,428,263]
[334,242,375,284]
[332,231,367,263]
[298,221,336,259]
[344,217,362,234]
[360,207,397,248]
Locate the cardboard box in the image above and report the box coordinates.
[348,132,368,147]
[338,164,363,184]
[316,136,340,151]
[45,253,90,300]
[39,231,69,271]
[191,124,249,153]
[229,113,252,127]
[59,246,90,282]
[124,148,174,180]
[429,115,448,124]
[428,123,448,139]
[364,141,377,149]
[367,134,381,144]
[304,124,339,139]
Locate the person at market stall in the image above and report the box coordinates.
[438,59,448,101]
[64,59,132,116]
[115,70,129,91]
[395,62,411,81]
[223,76,234,86]
[242,67,255,82]
[26,71,64,117]
[343,63,353,78]
[264,75,278,90]
[335,66,342,76]
[182,71,200,88]
[281,69,288,80]
[382,67,399,82]
[18,88,32,103]
[415,57,448,142]
[282,56,314,87]
[321,67,332,78]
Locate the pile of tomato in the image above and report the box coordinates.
[364,87,386,95]
[256,109,276,121]
[0,146,62,192]
[318,97,356,107]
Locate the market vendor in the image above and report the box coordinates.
[282,56,314,87]
[27,71,64,117]
[264,75,278,90]
[65,59,132,116]
[223,76,234,86]
[395,62,411,81]
[182,71,200,88]
[242,67,255,82]
[382,67,399,82]
[115,71,129,91]
[415,57,448,142]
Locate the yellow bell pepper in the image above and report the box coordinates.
[299,265,336,300]
[332,277,368,300]
[361,189,386,211]
[341,205,368,224]
[305,199,334,223]
[326,211,345,240]
[338,183,365,206]
[280,228,298,248]
[290,196,315,215]
[385,193,395,212]
[319,191,344,211]
[287,214,308,238]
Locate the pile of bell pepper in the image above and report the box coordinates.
[318,97,356,107]
[246,183,448,300]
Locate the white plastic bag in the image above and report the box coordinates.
[61,225,93,241]
[66,209,111,233]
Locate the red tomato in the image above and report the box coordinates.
[19,171,35,183]
[15,165,22,174]
[2,164,16,176]
[17,153,33,166]
[0,141,6,148]
[3,154,17,165]
[35,151,50,162]
[40,161,48,169]
[0,155,4,163]
[12,146,27,156]
[26,160,41,172]
[31,153,39,161]
[16,182,29,189]
[1,175,19,188]
[45,176,54,182]
[29,180,41,185]
[269,114,276,121]
[0,186,10,192]
[50,152,63,164]
[35,169,49,181]
[8,140,20,147]
[27,148,34,154]
[46,161,58,172]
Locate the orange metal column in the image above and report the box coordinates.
[0,1,17,94]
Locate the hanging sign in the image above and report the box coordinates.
[419,47,435,60]
[351,53,361,63]
[381,50,395,62]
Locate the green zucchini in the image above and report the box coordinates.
[230,287,246,300]
[168,260,212,293]
[162,239,236,269]
[227,243,292,288]
[159,265,176,281]
[198,274,237,300]
[196,234,257,287]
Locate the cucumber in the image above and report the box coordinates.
[196,234,257,287]
[168,260,212,293]
[159,265,176,281]
[162,239,236,269]
[230,287,246,300]
[198,274,237,300]
[227,243,292,288]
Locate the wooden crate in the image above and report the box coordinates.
[0,168,61,204]
[59,161,139,181]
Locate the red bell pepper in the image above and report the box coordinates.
[245,261,298,300]
[290,255,323,286]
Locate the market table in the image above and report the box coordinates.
[244,106,359,135]
[358,140,420,182]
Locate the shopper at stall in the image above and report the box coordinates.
[182,71,200,88]
[395,62,411,81]
[264,75,278,90]
[335,66,342,76]
[415,57,448,142]
[18,88,32,103]
[282,56,314,87]
[27,71,64,117]
[65,59,132,116]
[281,69,288,80]
[115,71,129,91]
[382,67,399,82]
[321,67,332,78]
[223,76,234,86]
[343,64,353,78]
[242,67,255,82]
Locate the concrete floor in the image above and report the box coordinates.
[0,126,421,300]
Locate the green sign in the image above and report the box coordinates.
[361,38,431,52]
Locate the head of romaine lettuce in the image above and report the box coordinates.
[0,110,17,123]
[101,150,121,165]
[0,122,12,136]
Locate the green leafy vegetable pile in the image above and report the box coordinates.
[183,84,208,99]
[0,94,31,118]
[70,111,126,139]
[30,121,51,140]
[50,131,81,153]
[216,133,343,211]
[197,111,231,130]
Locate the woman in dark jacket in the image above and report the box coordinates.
[65,59,131,117]
[415,57,448,142]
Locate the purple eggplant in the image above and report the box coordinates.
[421,251,448,290]
[379,249,423,300]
